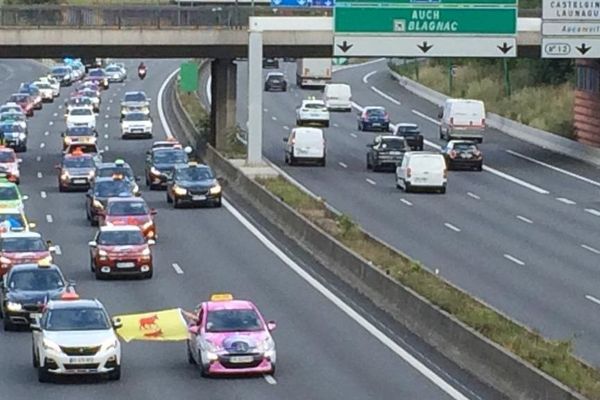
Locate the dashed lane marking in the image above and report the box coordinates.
[556,197,576,205]
[444,223,461,232]
[503,254,525,266]
[467,192,480,200]
[338,162,348,169]
[366,178,376,186]
[516,215,533,224]
[40,191,47,199]
[37,172,43,178]
[581,244,600,255]
[46,214,53,223]
[400,198,413,206]
[585,208,600,217]
[172,263,184,274]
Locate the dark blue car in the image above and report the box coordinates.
[357,106,390,132]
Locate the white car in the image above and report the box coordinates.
[0,147,21,183]
[0,103,23,114]
[121,112,153,139]
[0,110,27,132]
[66,107,96,130]
[396,152,447,194]
[295,99,330,127]
[32,299,122,382]
[38,77,60,97]
[284,127,326,166]
[33,81,54,102]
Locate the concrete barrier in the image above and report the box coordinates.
[168,74,589,400]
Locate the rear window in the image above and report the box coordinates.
[396,126,419,136]
[366,109,385,116]
[452,102,484,117]
[380,139,406,150]
[304,102,325,110]
[453,143,479,151]
[70,108,92,116]
[327,84,351,96]
[410,155,444,169]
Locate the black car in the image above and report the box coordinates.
[166,163,222,208]
[366,135,410,171]
[56,153,96,192]
[263,58,279,69]
[86,176,138,226]
[0,262,73,331]
[357,107,390,132]
[145,147,189,190]
[50,65,73,87]
[94,160,137,183]
[264,72,287,92]
[0,122,27,152]
[442,140,483,171]
[393,123,424,151]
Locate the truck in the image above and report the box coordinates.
[295,58,332,89]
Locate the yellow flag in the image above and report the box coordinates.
[114,308,188,343]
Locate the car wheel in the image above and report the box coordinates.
[107,365,121,381]
[324,122,329,128]
[144,270,153,279]
[187,342,196,364]
[366,155,372,170]
[59,184,65,193]
[173,197,181,209]
[440,186,446,194]
[200,352,210,377]
[3,318,14,331]
[320,157,326,167]
[90,257,95,272]
[38,365,52,383]
[90,217,98,227]
[296,120,301,126]
[32,346,39,368]
[358,122,362,131]
[145,175,150,187]
[477,164,483,171]
[95,268,105,280]
[214,197,222,208]
[405,182,412,193]
[439,128,444,140]
[289,155,296,166]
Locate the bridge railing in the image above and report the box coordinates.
[0,5,331,29]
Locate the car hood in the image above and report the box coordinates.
[2,250,50,262]
[2,131,25,138]
[7,288,64,304]
[0,199,22,208]
[99,244,148,255]
[105,215,151,226]
[0,162,18,172]
[65,167,94,176]
[44,329,116,347]
[177,179,216,190]
[122,101,149,108]
[205,331,269,352]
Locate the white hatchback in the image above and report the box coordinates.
[66,107,96,130]
[396,152,447,194]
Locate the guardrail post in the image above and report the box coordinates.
[247,26,263,165]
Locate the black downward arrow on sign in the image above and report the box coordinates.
[337,40,353,53]
[497,42,513,54]
[577,43,591,55]
[417,41,433,53]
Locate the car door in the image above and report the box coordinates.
[190,306,204,363]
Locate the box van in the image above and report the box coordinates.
[438,99,485,143]
[395,152,447,193]
[323,83,352,112]
[283,127,326,166]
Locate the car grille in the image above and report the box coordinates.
[64,363,100,370]
[189,188,209,196]
[219,354,262,369]
[60,346,101,356]
[23,304,43,312]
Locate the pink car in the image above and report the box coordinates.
[186,293,277,376]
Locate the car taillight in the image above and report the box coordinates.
[406,167,411,178]
[291,138,295,145]
[443,169,448,178]
[449,150,457,159]
[449,117,454,125]
[481,118,485,126]
[473,149,482,158]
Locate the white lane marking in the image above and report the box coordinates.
[104,134,109,139]
[44,131,49,136]
[333,123,339,128]
[556,197,576,205]
[516,215,533,224]
[412,109,440,125]
[40,142,45,149]
[272,116,277,121]
[264,108,269,112]
[49,121,54,126]
[157,68,181,140]
[58,105,62,109]
[172,263,184,274]
[504,254,525,266]
[283,125,290,130]
[362,70,377,84]
[104,123,109,129]
[350,133,358,138]
[105,114,109,119]
[585,208,600,217]
[53,245,62,255]
[206,75,212,104]
[371,86,401,105]
[467,192,480,200]
[223,201,469,400]
[106,106,110,111]
[482,165,549,195]
[444,223,461,232]
[104,145,110,151]
[366,178,376,186]
[506,149,600,188]
[338,162,348,169]
[52,112,57,117]
[264,375,277,385]
[585,294,600,306]
[35,156,41,162]
[400,198,413,206]
[40,191,47,199]
[37,172,43,178]
[113,93,117,97]
[581,244,600,255]
[109,99,113,103]
[45,214,53,223]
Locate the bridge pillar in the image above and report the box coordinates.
[210,58,237,151]
[246,29,263,165]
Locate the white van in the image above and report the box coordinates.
[323,83,352,111]
[396,152,447,193]
[438,99,486,143]
[284,127,326,166]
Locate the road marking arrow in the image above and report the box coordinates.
[497,42,513,54]
[337,40,353,53]
[576,43,591,55]
[417,41,433,53]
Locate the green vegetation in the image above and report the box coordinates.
[256,175,600,399]
[391,59,575,138]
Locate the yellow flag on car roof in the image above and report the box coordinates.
[114,308,188,343]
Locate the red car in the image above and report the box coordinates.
[0,232,55,277]
[98,197,157,240]
[88,226,154,279]
[8,93,34,117]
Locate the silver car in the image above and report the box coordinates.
[105,65,126,83]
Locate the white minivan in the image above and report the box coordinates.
[284,127,326,166]
[396,152,447,194]
[323,83,352,111]
[438,99,486,143]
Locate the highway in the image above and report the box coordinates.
[0,58,505,399]
[226,59,600,367]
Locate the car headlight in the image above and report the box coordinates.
[60,172,70,181]
[6,301,22,312]
[101,338,119,351]
[173,185,187,196]
[150,167,162,177]
[88,170,95,178]
[64,136,72,144]
[142,221,153,231]
[92,199,104,209]
[257,336,275,352]
[0,256,12,265]
[39,255,53,264]
[209,184,222,195]
[133,183,140,194]
[203,339,222,353]
[43,338,62,352]
[98,249,108,257]
[141,247,151,257]
[18,133,26,140]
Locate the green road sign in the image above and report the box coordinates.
[179,62,198,93]
[335,7,517,34]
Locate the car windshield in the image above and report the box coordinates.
[8,269,64,291]
[0,152,16,162]
[97,166,133,179]
[380,139,407,150]
[177,167,213,181]
[9,94,28,102]
[0,186,19,200]
[367,109,386,117]
[0,213,25,228]
[64,157,94,168]
[1,113,25,122]
[106,67,121,73]
[304,102,325,110]
[2,237,46,252]
[108,201,148,216]
[0,106,21,113]
[454,143,479,152]
[89,70,105,77]
[51,67,68,74]
[268,74,283,80]
[0,124,24,133]
[206,309,263,332]
[124,93,146,102]
[98,230,145,245]
[66,127,94,136]
[125,113,149,122]
[80,91,97,98]
[70,108,92,116]
[94,180,132,197]
[45,308,110,331]
[68,145,97,154]
[397,126,419,136]
[153,150,187,164]
[36,83,51,89]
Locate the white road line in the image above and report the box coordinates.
[44,131,49,136]
[585,294,600,306]
[105,114,109,119]
[333,123,339,128]
[272,116,277,121]
[37,172,43,178]
[503,254,525,266]
[371,86,401,105]
[104,134,109,139]
[444,223,461,232]
[581,244,600,255]
[40,191,47,199]
[483,166,550,194]
[206,75,212,104]
[556,197,576,205]
[467,192,480,200]
[338,162,348,169]
[52,113,57,117]
[49,121,53,126]
[264,108,269,112]
[172,263,184,274]
[45,214,53,223]
[263,375,277,385]
[157,68,180,140]
[332,57,386,72]
[366,178,377,186]
[104,123,109,128]
[516,215,533,224]
[35,156,41,162]
[58,105,62,109]
[350,133,358,138]
[109,99,113,103]
[412,109,440,125]
[400,198,413,206]
[283,125,290,130]
[362,70,377,84]
[104,145,110,151]
[53,245,62,255]
[585,208,600,217]
[113,93,117,97]
[106,106,110,111]
[40,142,45,149]
[506,149,600,188]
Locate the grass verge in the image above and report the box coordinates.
[256,175,600,399]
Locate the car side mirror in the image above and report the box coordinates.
[267,321,277,331]
[216,177,224,184]
[366,144,373,148]
[438,110,443,119]
[150,208,157,216]
[88,240,97,247]
[30,321,41,331]
[28,222,36,229]
[112,317,123,330]
[283,137,288,143]
[188,325,200,334]
[147,239,156,245]
[96,210,106,216]
[22,195,29,201]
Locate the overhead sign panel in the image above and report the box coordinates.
[270,0,334,7]
[542,0,600,57]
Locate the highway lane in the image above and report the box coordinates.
[229,60,600,366]
[0,59,502,399]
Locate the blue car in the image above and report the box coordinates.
[357,106,390,132]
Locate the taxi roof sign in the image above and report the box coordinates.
[210,293,233,302]
[188,161,199,167]
[114,159,125,165]
[38,259,52,268]
[61,290,80,300]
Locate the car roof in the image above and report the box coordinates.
[0,231,41,239]
[106,196,144,204]
[1,102,20,107]
[96,162,131,168]
[267,72,284,76]
[47,299,103,310]
[206,299,256,312]
[175,163,209,170]
[99,225,143,232]
[94,176,124,183]
[397,123,418,127]
[365,106,385,110]
[0,207,22,214]
[125,91,145,96]
[63,153,94,160]
[9,263,60,273]
[293,127,323,134]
